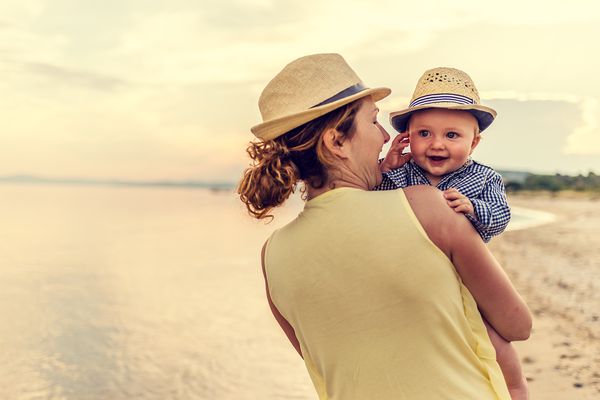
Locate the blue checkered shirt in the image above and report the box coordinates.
[374,159,511,242]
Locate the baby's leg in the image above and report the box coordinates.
[484,320,529,400]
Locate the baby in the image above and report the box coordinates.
[377,67,527,399]
[377,67,510,243]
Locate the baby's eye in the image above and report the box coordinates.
[446,132,459,139]
[417,130,430,137]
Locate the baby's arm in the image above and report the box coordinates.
[444,172,510,242]
[484,319,529,400]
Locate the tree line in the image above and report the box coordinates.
[504,171,600,192]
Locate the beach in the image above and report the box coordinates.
[0,185,598,399]
[490,192,600,399]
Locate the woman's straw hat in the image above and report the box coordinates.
[390,67,497,133]
[251,53,391,140]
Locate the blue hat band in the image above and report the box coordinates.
[410,93,475,108]
[312,83,368,108]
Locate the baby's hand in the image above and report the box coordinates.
[380,132,411,173]
[443,188,475,217]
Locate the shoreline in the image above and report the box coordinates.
[508,206,557,231]
[489,193,600,399]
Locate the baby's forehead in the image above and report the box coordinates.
[408,108,479,128]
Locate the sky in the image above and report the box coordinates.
[1,0,600,182]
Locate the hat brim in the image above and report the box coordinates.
[389,103,497,133]
[251,87,391,141]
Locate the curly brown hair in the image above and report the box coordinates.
[238,100,362,219]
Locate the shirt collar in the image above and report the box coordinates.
[408,158,474,186]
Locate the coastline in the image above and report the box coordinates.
[489,192,600,399]
[508,206,556,231]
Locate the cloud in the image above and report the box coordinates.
[25,62,127,91]
[2,1,600,180]
[481,91,581,103]
[564,97,600,155]
[481,91,600,156]
[102,2,446,85]
[0,0,45,21]
[471,96,600,174]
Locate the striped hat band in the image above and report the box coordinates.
[409,93,475,108]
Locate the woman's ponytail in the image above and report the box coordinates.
[238,140,299,220]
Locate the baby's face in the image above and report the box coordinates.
[407,109,480,182]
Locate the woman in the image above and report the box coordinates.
[238,53,531,399]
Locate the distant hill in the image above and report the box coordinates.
[497,170,530,184]
[497,170,600,192]
[0,175,236,191]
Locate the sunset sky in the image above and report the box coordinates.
[1,0,600,181]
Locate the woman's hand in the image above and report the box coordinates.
[380,132,411,173]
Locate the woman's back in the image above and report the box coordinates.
[265,188,510,399]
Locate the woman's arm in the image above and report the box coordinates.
[447,213,531,341]
[483,318,528,393]
[261,242,303,358]
[404,186,532,342]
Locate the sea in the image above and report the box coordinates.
[0,184,549,400]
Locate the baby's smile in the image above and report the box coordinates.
[427,155,448,163]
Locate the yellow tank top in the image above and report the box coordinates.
[264,188,511,400]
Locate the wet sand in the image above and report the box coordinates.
[489,192,600,399]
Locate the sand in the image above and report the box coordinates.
[488,192,600,399]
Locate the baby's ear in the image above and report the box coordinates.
[469,133,482,154]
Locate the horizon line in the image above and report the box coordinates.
[0,169,596,190]
[0,174,237,190]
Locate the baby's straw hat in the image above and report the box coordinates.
[251,53,391,140]
[390,67,497,133]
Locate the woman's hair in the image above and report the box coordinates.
[238,99,362,219]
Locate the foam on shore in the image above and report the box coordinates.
[507,206,556,231]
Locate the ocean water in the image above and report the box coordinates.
[0,184,311,400]
[0,184,546,400]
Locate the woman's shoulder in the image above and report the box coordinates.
[402,185,446,206]
[402,186,453,224]
[401,185,470,255]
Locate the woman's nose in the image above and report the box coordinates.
[379,125,390,143]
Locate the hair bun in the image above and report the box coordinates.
[238,140,299,220]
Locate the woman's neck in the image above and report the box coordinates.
[305,175,368,200]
